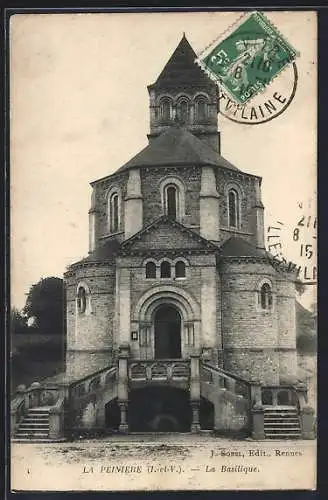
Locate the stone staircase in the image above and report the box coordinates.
[263,406,302,439]
[13,407,54,442]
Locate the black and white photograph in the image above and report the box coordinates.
[9,10,317,491]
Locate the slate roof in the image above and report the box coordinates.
[69,238,121,268]
[148,34,215,91]
[220,236,268,258]
[115,126,240,174]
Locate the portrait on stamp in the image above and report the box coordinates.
[9,10,317,492]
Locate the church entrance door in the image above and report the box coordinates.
[154,305,181,359]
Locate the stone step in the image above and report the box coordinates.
[16,432,49,438]
[27,410,49,414]
[265,420,300,424]
[264,412,298,416]
[19,425,50,430]
[24,417,49,424]
[265,433,301,438]
[12,437,66,443]
[265,428,301,433]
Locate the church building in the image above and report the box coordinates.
[12,35,315,440]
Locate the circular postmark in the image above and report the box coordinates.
[197,12,299,124]
[218,61,297,125]
[265,199,317,286]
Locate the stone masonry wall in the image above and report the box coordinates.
[215,169,258,246]
[92,172,129,247]
[140,165,201,229]
[220,259,280,384]
[117,253,216,358]
[276,276,298,383]
[65,264,116,377]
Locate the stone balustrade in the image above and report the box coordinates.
[129,360,190,383]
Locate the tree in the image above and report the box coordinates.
[10,307,28,334]
[23,277,65,335]
[295,279,306,296]
[296,301,317,354]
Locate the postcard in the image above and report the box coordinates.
[10,10,317,491]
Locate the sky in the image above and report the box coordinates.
[10,11,317,310]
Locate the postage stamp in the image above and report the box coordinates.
[197,11,299,105]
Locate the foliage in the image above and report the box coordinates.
[296,301,317,354]
[296,333,317,354]
[10,308,29,334]
[295,279,306,295]
[22,277,65,335]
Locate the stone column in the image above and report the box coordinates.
[199,167,220,241]
[118,402,129,433]
[124,168,143,239]
[190,352,201,433]
[251,405,265,440]
[118,343,130,433]
[191,401,201,433]
[296,383,316,439]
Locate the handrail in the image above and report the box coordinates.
[11,393,25,412]
[202,363,252,387]
[49,396,65,414]
[70,366,116,388]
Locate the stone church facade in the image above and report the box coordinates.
[12,36,315,440]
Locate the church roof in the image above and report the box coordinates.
[115,126,240,174]
[148,34,214,91]
[69,238,120,268]
[220,236,268,259]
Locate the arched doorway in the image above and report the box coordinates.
[154,305,181,359]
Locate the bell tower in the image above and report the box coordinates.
[147,34,221,152]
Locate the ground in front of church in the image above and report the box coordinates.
[11,434,316,491]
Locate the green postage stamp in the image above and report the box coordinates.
[197,11,298,104]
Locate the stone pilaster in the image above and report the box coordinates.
[118,266,131,345]
[88,186,98,253]
[124,168,143,239]
[201,267,217,353]
[199,167,220,241]
[253,177,265,249]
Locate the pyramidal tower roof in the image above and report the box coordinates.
[148,34,215,91]
[114,126,240,174]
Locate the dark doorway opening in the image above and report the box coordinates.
[199,397,215,430]
[129,386,191,432]
[105,398,120,431]
[154,305,181,359]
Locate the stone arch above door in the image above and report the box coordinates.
[133,285,200,323]
[133,286,201,358]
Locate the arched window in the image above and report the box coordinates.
[146,262,156,279]
[77,286,87,314]
[177,99,189,124]
[175,261,186,278]
[160,177,185,222]
[196,97,207,121]
[160,261,171,278]
[160,98,172,120]
[228,189,239,228]
[110,193,119,232]
[260,283,272,310]
[166,185,177,220]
